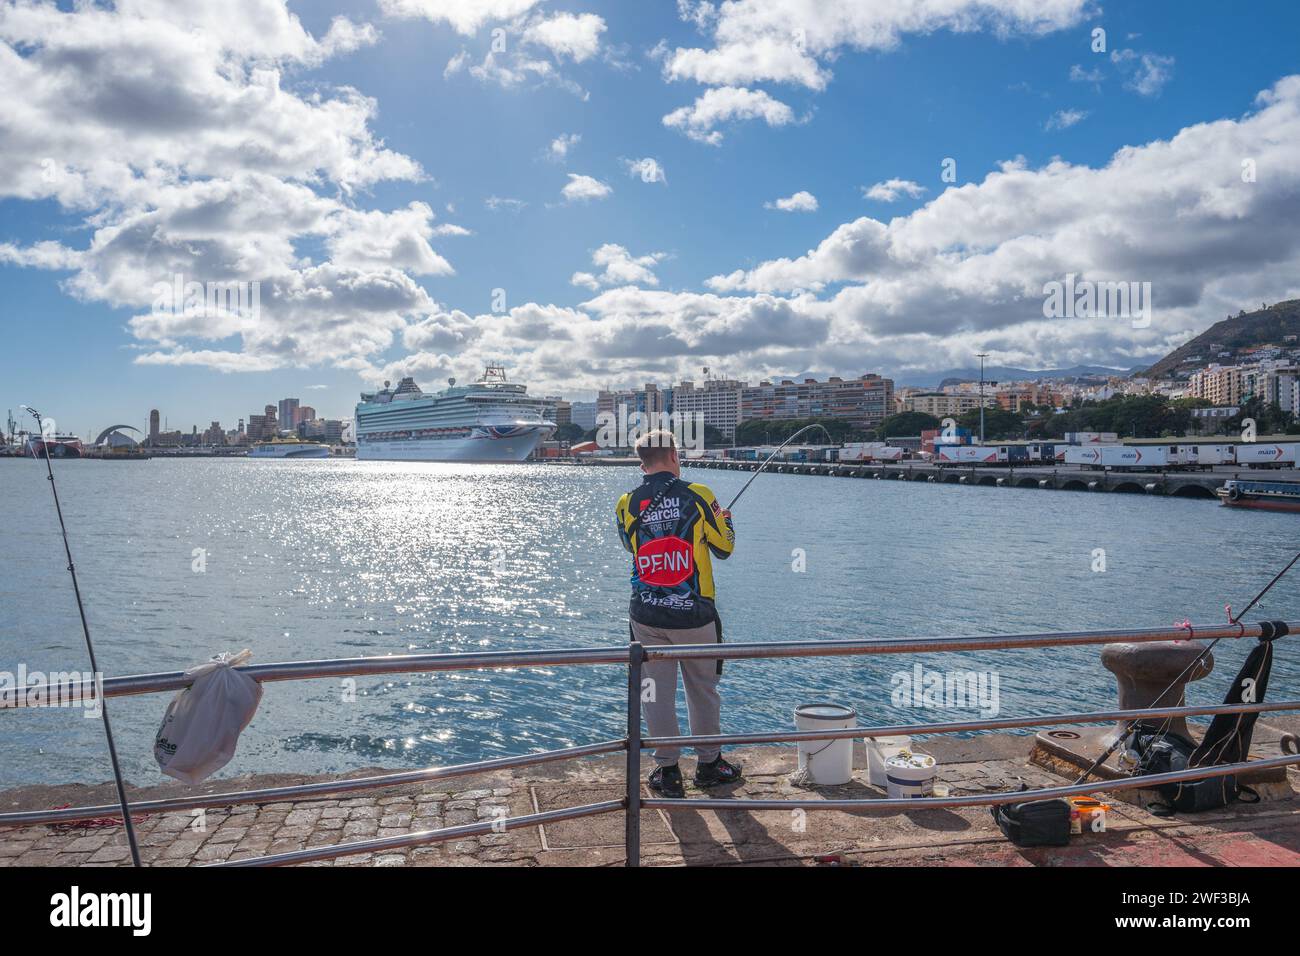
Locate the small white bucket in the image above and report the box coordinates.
[884,752,937,799]
[794,703,857,785]
[866,735,912,788]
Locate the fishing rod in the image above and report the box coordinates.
[726,423,834,510]
[21,406,142,866]
[1074,546,1300,787]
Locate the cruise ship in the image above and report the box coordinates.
[355,366,554,462]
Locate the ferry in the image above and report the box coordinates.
[1217,478,1300,513]
[354,366,554,462]
[247,437,332,459]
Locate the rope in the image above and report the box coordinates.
[1075,546,1300,787]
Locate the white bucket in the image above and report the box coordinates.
[884,752,937,799]
[794,703,857,785]
[866,735,912,788]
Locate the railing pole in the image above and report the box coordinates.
[625,641,644,868]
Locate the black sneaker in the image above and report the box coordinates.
[694,755,742,788]
[648,764,685,798]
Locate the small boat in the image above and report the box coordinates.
[1217,478,1300,513]
[247,437,332,459]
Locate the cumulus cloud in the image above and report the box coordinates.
[435,9,605,97]
[548,132,581,162]
[765,190,818,212]
[361,66,1300,395]
[660,0,1091,91]
[561,173,612,203]
[0,1,450,374]
[570,244,667,290]
[378,0,543,36]
[662,85,796,144]
[523,11,605,62]
[695,76,1300,380]
[862,179,927,202]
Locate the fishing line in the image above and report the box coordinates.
[726,423,833,510]
[21,406,142,866]
[1074,545,1300,787]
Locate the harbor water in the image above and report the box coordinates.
[2,458,1297,789]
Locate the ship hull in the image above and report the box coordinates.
[248,445,332,459]
[24,438,83,459]
[357,426,547,462]
[1217,493,1300,513]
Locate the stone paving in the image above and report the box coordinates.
[2,728,1298,867]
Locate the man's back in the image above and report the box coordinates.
[616,470,734,629]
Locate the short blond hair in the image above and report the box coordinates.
[635,428,677,467]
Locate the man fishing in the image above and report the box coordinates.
[616,429,743,798]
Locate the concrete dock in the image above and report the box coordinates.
[4,718,1298,867]
[683,459,1300,500]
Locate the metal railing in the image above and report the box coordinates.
[3,621,1299,867]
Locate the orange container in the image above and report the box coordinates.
[1068,796,1110,834]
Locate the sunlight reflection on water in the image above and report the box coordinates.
[2,457,1297,787]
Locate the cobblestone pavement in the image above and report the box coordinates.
[3,735,1297,867]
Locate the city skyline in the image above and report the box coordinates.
[3,1,1300,437]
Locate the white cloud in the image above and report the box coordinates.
[662,86,796,145]
[523,12,605,63]
[1069,63,1104,84]
[1045,108,1089,130]
[570,243,667,289]
[696,75,1300,380]
[661,0,1092,91]
[437,10,604,97]
[549,132,581,162]
[1111,49,1175,98]
[561,173,612,203]
[0,1,451,374]
[624,157,667,183]
[378,0,543,36]
[862,179,927,202]
[485,195,527,212]
[765,190,818,212]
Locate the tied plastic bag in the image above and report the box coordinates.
[154,649,263,784]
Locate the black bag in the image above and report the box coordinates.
[991,793,1071,847]
[1132,729,1256,815]
[1129,633,1279,816]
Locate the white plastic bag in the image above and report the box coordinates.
[154,649,263,784]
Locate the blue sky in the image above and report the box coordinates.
[2,0,1299,440]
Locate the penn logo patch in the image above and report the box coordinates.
[636,535,694,586]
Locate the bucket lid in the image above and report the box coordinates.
[794,703,858,721]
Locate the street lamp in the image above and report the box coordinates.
[976,353,989,444]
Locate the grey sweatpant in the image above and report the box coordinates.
[630,618,722,767]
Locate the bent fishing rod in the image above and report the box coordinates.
[21,406,142,866]
[725,423,834,510]
[1074,546,1300,787]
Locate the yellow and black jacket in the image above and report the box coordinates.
[616,471,735,628]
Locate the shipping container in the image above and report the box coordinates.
[1235,443,1298,468]
[1180,443,1235,469]
[935,445,1002,465]
[1065,431,1120,444]
[1064,444,1178,470]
